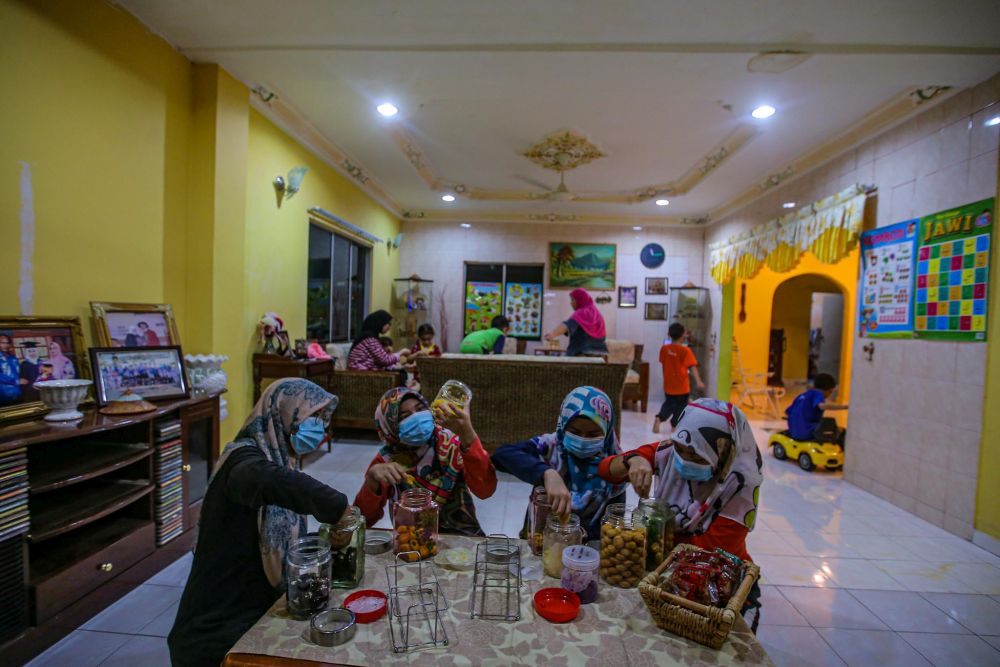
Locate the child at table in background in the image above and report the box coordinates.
[410,323,443,358]
[459,315,510,355]
[785,373,848,446]
[653,322,705,434]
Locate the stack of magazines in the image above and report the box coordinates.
[0,447,28,542]
[153,419,184,546]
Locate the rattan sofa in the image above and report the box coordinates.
[416,354,629,451]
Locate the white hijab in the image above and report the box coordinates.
[652,399,763,535]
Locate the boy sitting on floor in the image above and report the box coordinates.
[785,373,848,446]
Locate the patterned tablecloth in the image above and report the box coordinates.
[228,535,774,667]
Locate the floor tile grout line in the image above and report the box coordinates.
[916,590,996,636]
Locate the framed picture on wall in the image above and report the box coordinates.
[0,316,92,422]
[645,277,668,295]
[90,346,188,406]
[548,242,616,290]
[91,302,180,348]
[644,303,668,321]
[618,286,637,308]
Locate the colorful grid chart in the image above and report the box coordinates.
[153,418,184,546]
[915,233,989,339]
[0,447,29,542]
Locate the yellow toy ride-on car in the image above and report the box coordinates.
[768,431,844,472]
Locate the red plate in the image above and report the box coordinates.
[342,590,388,623]
[533,587,580,623]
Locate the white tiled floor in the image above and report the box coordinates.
[25,410,1000,666]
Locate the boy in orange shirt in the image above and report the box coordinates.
[653,322,705,434]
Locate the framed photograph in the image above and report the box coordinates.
[618,286,638,308]
[645,303,668,321]
[548,242,616,290]
[0,316,92,422]
[645,277,668,295]
[90,346,188,406]
[91,302,180,348]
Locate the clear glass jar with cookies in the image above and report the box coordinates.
[599,503,647,588]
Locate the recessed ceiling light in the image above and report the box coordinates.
[655,199,670,206]
[986,116,1000,127]
[632,226,643,231]
[751,105,776,119]
[782,202,796,209]
[460,223,471,228]
[441,194,456,202]
[376,102,398,117]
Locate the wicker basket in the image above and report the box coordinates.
[638,543,760,649]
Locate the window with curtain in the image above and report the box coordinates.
[307,224,370,342]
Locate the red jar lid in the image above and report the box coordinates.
[342,590,388,623]
[533,587,580,623]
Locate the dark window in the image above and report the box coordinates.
[307,225,370,342]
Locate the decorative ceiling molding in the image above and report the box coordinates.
[400,208,685,227]
[521,130,605,172]
[707,85,960,224]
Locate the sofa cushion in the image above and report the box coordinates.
[440,353,604,364]
[605,339,635,365]
[325,342,353,371]
[625,369,640,384]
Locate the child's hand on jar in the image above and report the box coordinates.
[438,402,477,448]
[366,462,409,492]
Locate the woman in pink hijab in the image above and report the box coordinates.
[544,288,609,356]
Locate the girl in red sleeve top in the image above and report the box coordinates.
[354,387,497,536]
[598,398,763,562]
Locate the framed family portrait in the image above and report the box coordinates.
[0,316,92,422]
[645,277,668,295]
[645,303,668,321]
[90,346,189,406]
[90,302,180,348]
[618,286,637,308]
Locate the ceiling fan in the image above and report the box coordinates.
[515,160,578,202]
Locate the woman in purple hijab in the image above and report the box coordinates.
[544,288,609,357]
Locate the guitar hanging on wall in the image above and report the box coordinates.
[739,284,747,323]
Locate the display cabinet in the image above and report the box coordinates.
[669,287,711,397]
[391,277,434,349]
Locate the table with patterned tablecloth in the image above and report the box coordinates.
[226,534,774,667]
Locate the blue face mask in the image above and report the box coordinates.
[291,417,326,455]
[673,453,714,481]
[399,411,435,446]
[562,432,606,459]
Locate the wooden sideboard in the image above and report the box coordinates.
[0,393,221,663]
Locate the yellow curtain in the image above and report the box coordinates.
[709,184,869,284]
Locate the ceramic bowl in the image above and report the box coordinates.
[34,379,92,421]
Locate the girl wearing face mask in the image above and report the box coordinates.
[599,398,763,563]
[492,386,625,541]
[169,379,351,667]
[354,387,497,536]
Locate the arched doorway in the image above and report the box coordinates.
[768,274,850,392]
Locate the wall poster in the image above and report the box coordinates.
[859,219,918,338]
[504,282,543,338]
[464,282,503,334]
[914,198,992,341]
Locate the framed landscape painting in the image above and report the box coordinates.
[548,242,616,290]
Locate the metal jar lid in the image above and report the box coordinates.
[309,607,357,647]
[364,532,392,555]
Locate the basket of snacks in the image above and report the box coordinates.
[638,543,760,649]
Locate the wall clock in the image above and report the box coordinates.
[640,243,665,269]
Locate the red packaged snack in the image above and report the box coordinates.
[658,548,745,608]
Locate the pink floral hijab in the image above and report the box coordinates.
[569,288,607,339]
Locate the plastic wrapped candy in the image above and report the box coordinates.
[658,548,745,608]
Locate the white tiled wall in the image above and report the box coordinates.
[704,73,1000,539]
[397,221,706,396]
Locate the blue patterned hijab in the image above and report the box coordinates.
[211,379,338,588]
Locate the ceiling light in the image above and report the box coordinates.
[376,102,398,117]
[782,202,796,209]
[441,194,456,202]
[655,199,670,206]
[751,105,776,119]
[632,226,643,231]
[986,116,1000,127]
[460,223,471,228]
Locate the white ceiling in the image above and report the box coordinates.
[119,0,1000,221]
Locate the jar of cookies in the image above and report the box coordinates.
[599,503,647,588]
[635,498,675,572]
[527,486,551,556]
[285,536,332,619]
[392,488,439,562]
[542,514,586,578]
[320,505,366,589]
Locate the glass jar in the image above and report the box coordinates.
[285,536,332,619]
[542,514,586,578]
[599,503,647,588]
[560,545,600,604]
[392,488,439,562]
[527,486,551,556]
[431,379,472,417]
[636,498,675,572]
[320,506,366,589]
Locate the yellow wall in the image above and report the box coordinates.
[731,249,859,405]
[770,274,843,381]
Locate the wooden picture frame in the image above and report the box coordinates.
[90,346,189,406]
[618,286,638,308]
[548,242,617,290]
[645,277,668,295]
[0,316,93,422]
[90,302,180,348]
[644,302,669,321]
